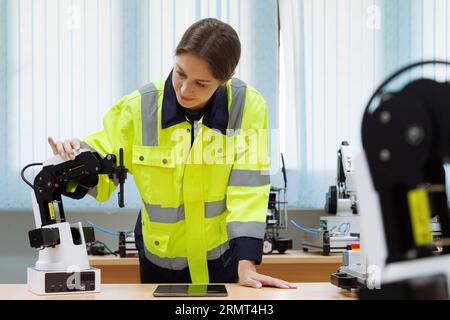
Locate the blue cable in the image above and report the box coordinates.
[346,223,351,236]
[329,225,337,234]
[290,220,322,235]
[86,220,119,237]
[339,223,351,236]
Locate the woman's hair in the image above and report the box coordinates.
[175,18,241,82]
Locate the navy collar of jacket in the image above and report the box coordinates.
[161,70,229,135]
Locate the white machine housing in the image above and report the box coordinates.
[336,143,357,215]
[308,142,360,255]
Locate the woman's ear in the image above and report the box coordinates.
[219,79,228,87]
[221,71,235,87]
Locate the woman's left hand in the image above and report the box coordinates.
[238,260,298,289]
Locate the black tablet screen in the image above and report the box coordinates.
[153,284,228,297]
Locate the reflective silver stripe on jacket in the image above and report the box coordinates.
[144,199,226,223]
[139,79,247,142]
[226,221,266,240]
[227,78,247,134]
[228,169,270,187]
[143,241,230,270]
[139,83,159,146]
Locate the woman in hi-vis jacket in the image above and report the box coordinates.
[49,18,296,289]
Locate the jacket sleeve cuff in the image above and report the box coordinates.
[230,237,264,265]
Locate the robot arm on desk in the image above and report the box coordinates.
[358,60,450,299]
[325,141,358,216]
[21,148,128,249]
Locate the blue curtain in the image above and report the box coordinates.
[277,0,450,209]
[0,0,279,210]
[0,0,6,205]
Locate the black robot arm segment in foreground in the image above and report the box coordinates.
[362,61,450,263]
[22,149,127,249]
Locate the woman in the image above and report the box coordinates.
[49,18,296,289]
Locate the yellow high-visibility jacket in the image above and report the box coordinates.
[82,71,270,283]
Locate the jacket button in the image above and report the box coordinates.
[154,241,160,246]
[187,128,191,133]
[139,156,144,161]
[217,148,223,154]
[162,158,167,164]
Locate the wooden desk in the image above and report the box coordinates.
[89,251,342,284]
[89,255,140,283]
[0,283,355,300]
[257,251,342,283]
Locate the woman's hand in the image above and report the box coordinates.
[48,136,82,160]
[238,260,298,289]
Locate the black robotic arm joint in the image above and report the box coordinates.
[29,228,60,249]
[23,148,128,228]
[362,61,450,263]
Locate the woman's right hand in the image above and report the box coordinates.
[48,136,82,160]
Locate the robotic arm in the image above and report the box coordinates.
[23,148,127,249]
[21,148,128,295]
[357,60,450,299]
[325,141,358,215]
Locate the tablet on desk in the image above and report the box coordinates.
[153,284,228,297]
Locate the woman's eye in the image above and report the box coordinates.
[177,71,186,78]
[196,82,205,88]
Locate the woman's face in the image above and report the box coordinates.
[172,52,222,110]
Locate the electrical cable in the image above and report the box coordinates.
[21,163,43,189]
[86,220,133,237]
[86,220,119,236]
[88,240,117,256]
[365,60,450,115]
[338,222,351,236]
[290,220,322,235]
